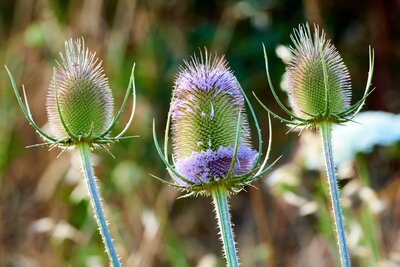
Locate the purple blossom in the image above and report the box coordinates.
[174,145,259,186]
[172,53,244,119]
[169,50,259,188]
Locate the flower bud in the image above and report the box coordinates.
[286,24,351,120]
[171,51,258,185]
[46,38,114,141]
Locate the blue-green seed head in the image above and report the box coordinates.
[46,38,114,141]
[287,24,352,120]
[171,51,258,186]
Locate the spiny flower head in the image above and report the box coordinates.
[154,50,275,195]
[287,24,351,119]
[259,23,374,127]
[6,38,136,149]
[172,54,250,157]
[171,53,258,185]
[47,38,114,141]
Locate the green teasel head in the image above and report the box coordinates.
[257,23,375,127]
[153,50,278,196]
[6,38,136,149]
[46,39,114,141]
[287,24,352,118]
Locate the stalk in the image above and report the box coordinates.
[356,154,381,266]
[211,186,239,267]
[78,142,121,267]
[320,121,350,267]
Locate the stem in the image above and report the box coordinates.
[356,154,381,266]
[320,122,350,267]
[78,143,121,267]
[211,186,239,267]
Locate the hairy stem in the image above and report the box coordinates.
[78,143,121,267]
[320,121,350,267]
[211,186,239,267]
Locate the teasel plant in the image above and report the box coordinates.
[6,38,136,267]
[152,50,278,266]
[255,24,375,267]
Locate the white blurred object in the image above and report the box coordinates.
[86,256,103,267]
[52,220,77,241]
[359,187,386,214]
[332,111,400,166]
[275,45,292,92]
[266,164,300,187]
[299,111,400,169]
[197,254,218,267]
[275,44,292,64]
[141,209,159,240]
[30,217,54,233]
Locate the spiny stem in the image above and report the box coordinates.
[320,121,350,267]
[211,186,239,267]
[78,143,121,267]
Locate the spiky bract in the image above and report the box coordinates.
[287,24,351,120]
[47,39,114,141]
[170,52,258,188]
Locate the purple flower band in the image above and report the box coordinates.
[174,145,259,186]
[172,54,244,119]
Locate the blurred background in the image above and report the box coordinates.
[0,0,399,266]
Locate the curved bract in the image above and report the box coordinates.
[153,50,277,195]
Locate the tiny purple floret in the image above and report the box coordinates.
[174,145,259,186]
[172,55,244,119]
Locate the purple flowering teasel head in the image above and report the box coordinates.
[153,50,276,195]
[257,23,375,128]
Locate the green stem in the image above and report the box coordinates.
[320,122,350,267]
[356,154,381,266]
[211,186,239,267]
[78,143,121,267]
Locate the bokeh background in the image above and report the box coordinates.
[0,0,399,266]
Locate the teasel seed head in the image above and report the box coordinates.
[46,38,114,141]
